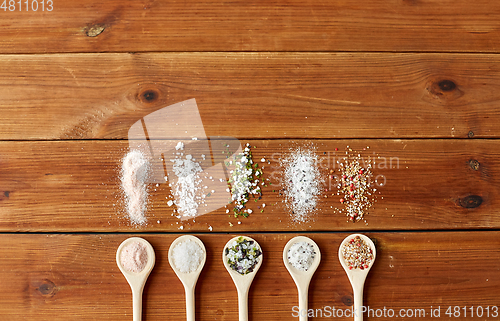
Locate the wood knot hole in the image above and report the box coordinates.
[341,295,353,306]
[459,195,482,209]
[469,159,480,171]
[468,131,475,138]
[4,191,10,198]
[142,90,158,102]
[438,80,456,92]
[37,279,57,297]
[86,24,106,37]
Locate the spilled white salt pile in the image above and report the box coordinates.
[172,239,204,273]
[120,241,148,273]
[121,150,150,225]
[281,147,323,222]
[168,142,204,218]
[287,242,316,271]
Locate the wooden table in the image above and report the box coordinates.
[1,1,500,320]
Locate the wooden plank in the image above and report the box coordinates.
[0,1,499,53]
[0,53,500,139]
[0,232,498,320]
[0,139,498,232]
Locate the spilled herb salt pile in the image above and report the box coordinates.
[225,236,262,275]
[227,143,263,217]
[172,239,204,273]
[335,147,375,223]
[121,150,150,225]
[341,235,374,270]
[281,147,323,222]
[168,142,204,218]
[120,241,148,273]
[287,242,316,271]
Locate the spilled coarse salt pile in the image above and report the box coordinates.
[281,147,323,222]
[121,150,150,225]
[172,239,204,273]
[120,241,148,273]
[287,242,316,271]
[227,143,263,217]
[168,142,204,218]
[341,235,374,270]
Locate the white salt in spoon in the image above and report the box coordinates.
[168,235,207,321]
[116,237,156,321]
[338,234,376,321]
[283,236,321,321]
[223,236,263,321]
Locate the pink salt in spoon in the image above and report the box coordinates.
[338,234,376,321]
[116,237,156,321]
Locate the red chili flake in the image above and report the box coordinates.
[342,175,347,179]
[335,148,338,151]
[340,198,345,203]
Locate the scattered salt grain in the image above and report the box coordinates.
[167,200,174,207]
[121,150,150,225]
[172,240,204,273]
[120,241,148,273]
[287,242,316,271]
[175,142,184,150]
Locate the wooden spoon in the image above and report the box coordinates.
[283,236,321,321]
[116,237,156,321]
[168,235,207,321]
[338,234,376,321]
[222,236,263,321]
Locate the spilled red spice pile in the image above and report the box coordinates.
[332,147,376,223]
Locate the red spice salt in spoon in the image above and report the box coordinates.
[116,237,156,321]
[338,234,376,321]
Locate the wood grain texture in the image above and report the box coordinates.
[0,53,500,140]
[0,139,498,232]
[0,0,499,53]
[0,232,498,320]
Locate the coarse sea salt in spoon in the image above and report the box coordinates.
[168,235,206,321]
[223,236,263,321]
[339,234,376,321]
[116,237,156,321]
[283,236,321,321]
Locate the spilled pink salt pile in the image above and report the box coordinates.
[121,150,150,225]
[120,241,148,273]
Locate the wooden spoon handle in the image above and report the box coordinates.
[353,283,364,321]
[185,286,195,321]
[237,287,249,321]
[298,285,309,321]
[132,288,143,321]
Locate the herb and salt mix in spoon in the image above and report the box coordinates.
[168,235,206,321]
[223,236,263,321]
[283,236,321,321]
[339,234,376,321]
[116,237,156,321]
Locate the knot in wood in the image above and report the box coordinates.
[138,88,160,104]
[459,195,483,209]
[37,279,57,297]
[468,131,475,138]
[437,80,456,92]
[341,295,353,306]
[469,159,480,171]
